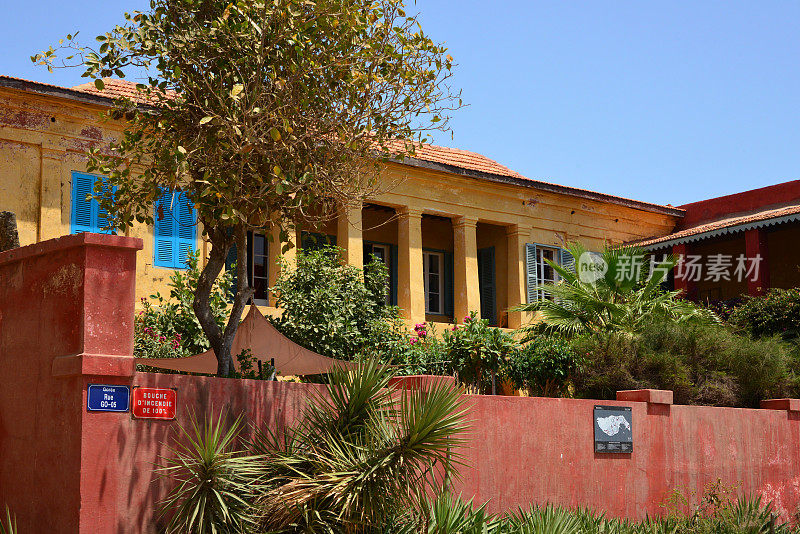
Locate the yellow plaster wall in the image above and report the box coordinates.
[0,85,680,327]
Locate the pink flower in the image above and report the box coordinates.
[409,337,418,345]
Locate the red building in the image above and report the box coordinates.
[634,180,800,301]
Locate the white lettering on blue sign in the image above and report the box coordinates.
[87,384,130,413]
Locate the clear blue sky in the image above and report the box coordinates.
[3,1,799,206]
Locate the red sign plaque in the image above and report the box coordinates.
[131,387,177,420]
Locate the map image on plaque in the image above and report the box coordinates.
[594,405,633,453]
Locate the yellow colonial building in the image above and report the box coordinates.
[0,76,682,329]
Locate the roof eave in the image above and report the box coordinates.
[395,155,685,217]
[636,212,800,250]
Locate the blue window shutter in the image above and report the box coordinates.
[560,248,575,274]
[71,172,116,234]
[71,172,95,234]
[390,244,398,306]
[153,191,175,268]
[154,191,195,269]
[176,192,196,269]
[443,251,454,317]
[478,247,497,326]
[525,243,538,303]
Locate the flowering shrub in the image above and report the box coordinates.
[728,288,800,340]
[136,250,235,360]
[442,312,517,394]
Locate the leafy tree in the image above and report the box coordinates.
[34,0,461,375]
[516,242,720,337]
[270,246,408,361]
[729,287,800,340]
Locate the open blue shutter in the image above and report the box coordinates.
[176,192,196,268]
[154,191,175,268]
[525,243,538,303]
[560,248,575,274]
[154,191,195,269]
[443,251,454,317]
[71,172,95,234]
[390,244,398,306]
[478,247,497,325]
[71,172,116,234]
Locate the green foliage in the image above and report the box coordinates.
[0,506,16,534]
[228,349,276,381]
[572,322,793,407]
[270,246,408,362]
[136,250,234,359]
[158,410,258,534]
[34,0,461,376]
[729,288,800,340]
[516,243,720,337]
[442,313,518,394]
[251,358,468,532]
[508,337,584,397]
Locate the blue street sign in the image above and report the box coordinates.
[87,384,130,412]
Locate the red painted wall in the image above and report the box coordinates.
[3,234,800,533]
[677,180,800,229]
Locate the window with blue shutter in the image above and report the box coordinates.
[70,171,115,235]
[560,248,575,273]
[525,243,538,303]
[153,191,196,269]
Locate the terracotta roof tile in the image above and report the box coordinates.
[71,78,176,105]
[630,203,800,248]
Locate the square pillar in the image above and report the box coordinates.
[397,207,425,322]
[745,228,770,296]
[672,243,695,300]
[268,223,299,305]
[506,225,527,329]
[453,216,480,321]
[337,202,363,270]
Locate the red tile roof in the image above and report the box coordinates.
[0,75,683,216]
[71,78,177,105]
[630,203,800,248]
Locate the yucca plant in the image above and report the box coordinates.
[157,410,260,534]
[515,243,720,337]
[1,507,16,534]
[504,505,584,534]
[399,492,501,534]
[251,358,469,532]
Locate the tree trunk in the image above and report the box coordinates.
[0,211,20,252]
[192,225,254,377]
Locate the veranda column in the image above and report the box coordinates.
[337,202,363,270]
[268,223,299,306]
[453,216,480,322]
[745,228,770,296]
[506,224,527,329]
[397,207,425,322]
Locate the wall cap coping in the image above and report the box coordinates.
[760,398,800,412]
[0,233,143,267]
[616,389,674,405]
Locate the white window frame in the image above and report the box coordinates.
[536,245,560,301]
[250,232,269,306]
[423,251,444,314]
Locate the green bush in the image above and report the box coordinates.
[572,322,794,407]
[136,250,235,359]
[508,336,584,397]
[729,288,800,340]
[270,246,408,362]
[443,312,518,394]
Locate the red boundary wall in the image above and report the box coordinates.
[2,234,800,533]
